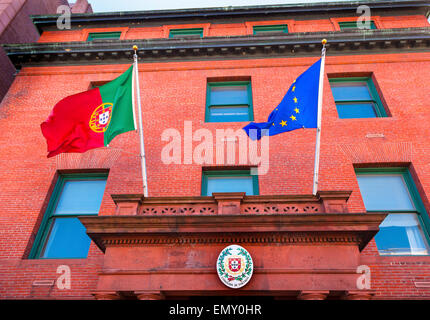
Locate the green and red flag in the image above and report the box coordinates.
[41,65,136,158]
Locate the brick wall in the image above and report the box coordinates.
[1,5,430,299]
[37,15,430,43]
[0,50,429,298]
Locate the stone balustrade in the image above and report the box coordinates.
[110,191,352,216]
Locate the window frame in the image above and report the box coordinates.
[338,21,377,30]
[169,28,204,38]
[329,77,387,118]
[355,167,430,255]
[201,170,259,196]
[87,32,122,41]
[29,173,108,259]
[205,81,254,123]
[253,24,288,34]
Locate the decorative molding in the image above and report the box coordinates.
[101,268,356,275]
[99,231,363,247]
[110,191,353,216]
[31,1,430,32]
[80,212,387,252]
[4,28,430,67]
[100,267,358,276]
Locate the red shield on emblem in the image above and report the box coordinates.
[228,258,241,272]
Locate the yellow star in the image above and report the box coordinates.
[292,86,296,92]
[293,97,298,103]
[294,108,300,114]
[290,115,297,121]
[280,120,287,127]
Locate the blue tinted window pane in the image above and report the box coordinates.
[375,214,429,255]
[209,106,249,122]
[331,83,372,101]
[210,86,248,105]
[206,176,254,195]
[42,217,91,258]
[336,103,377,119]
[357,174,415,211]
[55,180,107,215]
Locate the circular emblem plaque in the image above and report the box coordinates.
[216,245,253,289]
[89,103,113,133]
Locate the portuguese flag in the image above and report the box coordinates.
[41,65,136,158]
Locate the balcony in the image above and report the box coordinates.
[80,191,386,300]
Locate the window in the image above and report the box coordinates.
[253,24,288,34]
[339,21,376,30]
[87,32,122,41]
[202,170,259,196]
[30,174,107,259]
[356,169,430,255]
[206,82,253,122]
[169,28,203,38]
[329,77,387,119]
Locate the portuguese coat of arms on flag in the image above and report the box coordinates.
[41,65,136,158]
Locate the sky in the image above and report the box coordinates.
[90,0,346,13]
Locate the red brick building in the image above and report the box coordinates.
[1,1,430,300]
[0,0,92,103]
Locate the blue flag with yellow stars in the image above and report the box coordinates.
[243,58,321,140]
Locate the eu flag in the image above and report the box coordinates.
[243,58,322,140]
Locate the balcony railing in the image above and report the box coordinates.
[110,191,352,216]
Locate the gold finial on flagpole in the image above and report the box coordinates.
[133,45,138,60]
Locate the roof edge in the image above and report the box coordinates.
[30,0,430,29]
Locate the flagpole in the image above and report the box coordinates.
[133,45,149,197]
[312,39,327,196]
